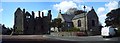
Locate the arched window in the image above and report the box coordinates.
[78,20,81,27]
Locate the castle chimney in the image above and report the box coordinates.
[23,9,25,14]
[42,12,44,17]
[32,11,34,18]
[38,11,41,17]
[48,10,52,20]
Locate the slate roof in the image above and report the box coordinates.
[61,14,75,22]
[61,13,86,22]
[72,13,86,20]
[60,9,96,22]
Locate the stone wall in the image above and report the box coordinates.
[50,32,77,36]
[72,17,86,31]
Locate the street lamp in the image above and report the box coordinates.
[83,6,88,35]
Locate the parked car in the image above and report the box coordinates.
[101,26,116,38]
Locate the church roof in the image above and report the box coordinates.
[61,14,75,22]
[60,8,98,22]
[72,13,86,20]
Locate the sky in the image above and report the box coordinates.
[0,0,119,28]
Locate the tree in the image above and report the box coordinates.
[105,8,120,36]
[65,8,78,15]
[65,8,86,15]
[2,24,12,35]
[105,8,120,28]
[51,18,62,32]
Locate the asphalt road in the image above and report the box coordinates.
[44,35,118,41]
[1,35,119,43]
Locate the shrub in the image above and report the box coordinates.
[117,28,120,36]
[65,27,80,32]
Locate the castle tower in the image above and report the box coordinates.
[14,8,24,34]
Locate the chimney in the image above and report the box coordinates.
[48,10,52,20]
[32,11,34,18]
[48,10,51,13]
[38,11,41,17]
[23,9,25,14]
[42,12,44,17]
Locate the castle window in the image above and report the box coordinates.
[26,19,29,22]
[78,20,81,27]
[92,20,95,26]
[26,16,30,18]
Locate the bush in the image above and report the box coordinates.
[117,28,120,36]
[65,27,80,32]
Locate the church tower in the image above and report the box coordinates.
[57,9,62,18]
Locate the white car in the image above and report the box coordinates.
[101,26,115,38]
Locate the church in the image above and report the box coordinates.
[58,7,101,35]
[14,8,52,35]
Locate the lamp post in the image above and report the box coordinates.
[83,6,88,35]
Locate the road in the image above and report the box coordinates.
[1,35,119,43]
[44,35,118,41]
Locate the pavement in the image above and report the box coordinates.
[43,35,118,41]
[1,35,119,43]
[1,35,62,41]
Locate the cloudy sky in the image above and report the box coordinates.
[0,0,119,28]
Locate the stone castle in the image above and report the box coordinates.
[14,8,52,35]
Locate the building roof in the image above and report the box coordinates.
[60,8,98,22]
[15,8,22,14]
[61,14,75,22]
[72,13,86,20]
